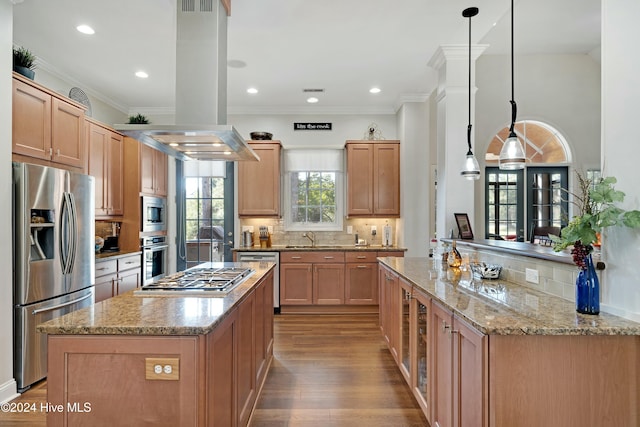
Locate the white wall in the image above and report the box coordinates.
[600,0,640,321]
[1,0,18,403]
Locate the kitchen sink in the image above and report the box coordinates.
[285,245,346,249]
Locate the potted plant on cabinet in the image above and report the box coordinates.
[13,46,36,80]
[128,113,150,124]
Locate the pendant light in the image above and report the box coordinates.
[498,0,526,170]
[460,6,481,180]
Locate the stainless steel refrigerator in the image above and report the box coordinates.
[13,162,95,392]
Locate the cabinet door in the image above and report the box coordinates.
[238,142,281,217]
[94,274,115,303]
[431,301,454,427]
[399,279,412,382]
[154,149,168,196]
[12,78,52,161]
[117,268,140,295]
[413,291,430,417]
[280,263,313,305]
[346,143,374,216]
[453,316,486,427]
[345,262,377,304]
[140,143,156,195]
[51,98,85,168]
[313,263,344,304]
[379,266,400,362]
[207,309,237,427]
[87,123,108,216]
[107,132,124,215]
[373,143,400,216]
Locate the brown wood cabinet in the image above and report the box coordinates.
[140,143,168,197]
[238,140,281,217]
[12,74,86,170]
[345,140,400,217]
[94,254,142,303]
[87,120,124,217]
[280,251,345,305]
[345,252,379,304]
[379,264,400,363]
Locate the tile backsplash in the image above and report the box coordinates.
[239,218,398,247]
[95,221,121,238]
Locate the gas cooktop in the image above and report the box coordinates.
[135,266,254,296]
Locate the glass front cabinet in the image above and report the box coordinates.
[413,291,430,415]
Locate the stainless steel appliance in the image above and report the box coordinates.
[13,162,95,392]
[142,235,168,284]
[236,252,280,312]
[141,196,166,232]
[136,265,254,296]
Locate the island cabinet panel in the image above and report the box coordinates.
[488,335,640,426]
[254,270,274,386]
[378,264,400,363]
[207,309,237,427]
[47,335,203,427]
[237,290,257,427]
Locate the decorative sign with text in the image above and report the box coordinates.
[294,122,332,131]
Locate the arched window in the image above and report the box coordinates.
[484,121,571,242]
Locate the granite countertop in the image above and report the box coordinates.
[379,257,640,336]
[37,262,275,336]
[234,245,406,252]
[95,249,142,260]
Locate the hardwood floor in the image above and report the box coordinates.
[0,314,427,427]
[249,314,428,427]
[0,380,46,427]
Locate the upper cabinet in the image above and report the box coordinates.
[140,143,168,197]
[12,73,85,170]
[345,140,400,217]
[86,120,124,217]
[238,140,282,217]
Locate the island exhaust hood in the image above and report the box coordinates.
[116,0,259,162]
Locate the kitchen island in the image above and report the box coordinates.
[37,261,275,427]
[378,257,640,426]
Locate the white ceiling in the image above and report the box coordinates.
[12,0,601,117]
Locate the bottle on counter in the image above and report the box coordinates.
[447,240,463,268]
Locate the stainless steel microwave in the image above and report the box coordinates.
[141,196,166,232]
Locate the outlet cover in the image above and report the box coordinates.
[346,226,353,234]
[268,226,273,234]
[371,225,377,235]
[525,268,539,284]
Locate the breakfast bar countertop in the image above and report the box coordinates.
[37,262,275,336]
[379,256,640,336]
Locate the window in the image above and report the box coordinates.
[485,121,571,241]
[284,149,343,231]
[185,176,225,268]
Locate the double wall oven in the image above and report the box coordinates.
[141,196,168,284]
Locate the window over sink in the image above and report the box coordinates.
[283,149,344,231]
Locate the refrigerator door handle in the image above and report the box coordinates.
[66,192,78,275]
[59,192,69,274]
[31,292,93,315]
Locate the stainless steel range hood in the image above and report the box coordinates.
[116,0,259,162]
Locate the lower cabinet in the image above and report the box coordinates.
[94,253,142,302]
[280,252,345,305]
[345,251,379,304]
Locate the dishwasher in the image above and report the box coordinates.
[236,252,280,313]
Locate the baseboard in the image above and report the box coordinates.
[280,305,378,314]
[0,378,19,404]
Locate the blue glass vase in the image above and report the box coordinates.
[575,254,600,314]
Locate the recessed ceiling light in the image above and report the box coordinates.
[247,87,258,94]
[135,71,149,79]
[76,25,95,35]
[307,97,319,103]
[212,143,222,147]
[169,143,179,147]
[369,87,381,94]
[224,151,231,155]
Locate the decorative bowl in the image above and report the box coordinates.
[470,263,502,280]
[250,131,273,140]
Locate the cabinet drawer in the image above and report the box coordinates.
[280,251,345,263]
[118,254,141,271]
[377,251,404,258]
[345,251,378,263]
[95,259,117,277]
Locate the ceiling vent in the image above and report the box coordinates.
[302,88,325,93]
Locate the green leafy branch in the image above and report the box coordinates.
[551,173,640,252]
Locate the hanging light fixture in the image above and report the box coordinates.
[498,0,526,170]
[460,6,481,180]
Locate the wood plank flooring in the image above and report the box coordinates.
[0,313,428,427]
[249,314,428,427]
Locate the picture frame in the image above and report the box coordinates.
[454,213,474,239]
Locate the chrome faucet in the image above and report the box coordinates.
[303,231,316,247]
